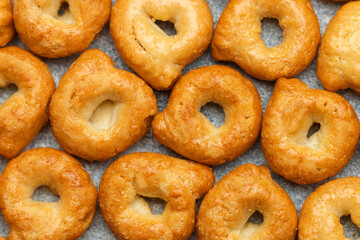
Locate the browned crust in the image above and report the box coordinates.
[299,177,360,239]
[317,1,360,93]
[0,47,55,159]
[99,152,215,240]
[152,65,262,166]
[211,0,320,81]
[197,164,298,240]
[110,0,213,90]
[13,0,111,58]
[0,148,97,240]
[0,0,14,47]
[50,49,158,161]
[261,78,360,184]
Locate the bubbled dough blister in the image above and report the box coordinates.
[0,0,359,239]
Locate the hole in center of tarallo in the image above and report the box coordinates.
[57,1,69,16]
[56,1,74,25]
[307,122,321,138]
[89,100,121,130]
[32,185,60,202]
[341,215,360,239]
[241,211,264,238]
[154,20,177,36]
[200,102,225,128]
[0,84,18,106]
[247,211,264,225]
[261,18,283,48]
[131,195,166,215]
[143,197,166,215]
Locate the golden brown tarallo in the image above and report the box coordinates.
[99,152,215,240]
[110,0,213,90]
[0,148,97,240]
[13,0,111,58]
[299,177,360,239]
[50,49,158,161]
[211,0,320,81]
[152,65,262,166]
[0,47,55,159]
[197,164,298,240]
[317,1,360,93]
[262,78,360,184]
[0,0,14,46]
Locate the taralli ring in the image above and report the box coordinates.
[197,164,298,240]
[299,177,360,239]
[50,49,158,161]
[0,0,14,47]
[0,47,55,159]
[110,0,213,90]
[261,78,360,184]
[13,0,111,58]
[99,152,215,240]
[317,1,360,93]
[152,65,262,166]
[211,0,320,81]
[0,148,98,240]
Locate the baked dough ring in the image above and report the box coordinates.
[110,0,213,90]
[50,49,158,161]
[0,148,97,240]
[197,164,298,240]
[152,65,262,166]
[211,0,320,81]
[317,1,360,93]
[0,0,14,47]
[0,47,55,159]
[261,78,360,184]
[13,0,111,58]
[99,152,215,240]
[299,177,360,240]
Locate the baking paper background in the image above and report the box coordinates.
[1,0,359,239]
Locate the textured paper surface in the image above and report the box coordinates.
[1,0,359,239]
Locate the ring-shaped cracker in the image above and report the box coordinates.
[99,152,215,240]
[211,0,320,81]
[0,0,14,47]
[152,65,262,166]
[317,1,360,93]
[0,148,97,240]
[299,177,360,239]
[197,164,298,240]
[110,0,213,90]
[50,49,158,161]
[261,78,360,184]
[0,47,55,159]
[13,0,111,58]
